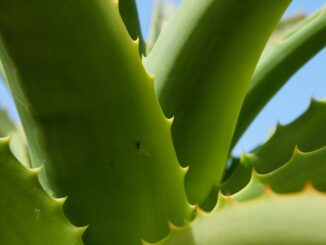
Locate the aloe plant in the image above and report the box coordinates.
[0,0,325,244]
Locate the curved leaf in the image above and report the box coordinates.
[119,0,146,54]
[146,0,177,53]
[151,188,326,245]
[144,0,290,206]
[0,137,84,245]
[232,7,326,147]
[223,99,326,194]
[0,107,29,167]
[0,1,191,244]
[232,146,326,201]
[0,107,14,137]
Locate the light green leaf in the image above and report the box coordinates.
[0,1,191,244]
[151,189,326,245]
[144,0,290,205]
[0,137,84,245]
[146,0,177,53]
[0,107,29,167]
[232,7,326,147]
[0,59,7,83]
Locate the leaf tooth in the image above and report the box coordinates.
[240,152,257,167]
[309,96,326,109]
[73,224,89,237]
[194,205,209,219]
[275,121,284,131]
[132,36,140,49]
[0,135,11,146]
[288,145,305,162]
[262,184,275,196]
[167,220,183,231]
[215,193,238,210]
[29,165,43,176]
[179,164,188,175]
[165,115,174,128]
[53,196,68,206]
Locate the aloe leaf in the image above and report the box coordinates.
[147,0,177,54]
[259,146,326,192]
[150,187,326,245]
[232,145,326,203]
[0,137,84,244]
[0,107,14,137]
[249,99,326,173]
[0,59,7,83]
[0,1,191,244]
[262,12,306,56]
[0,107,29,166]
[223,99,326,194]
[119,0,146,54]
[232,7,326,147]
[144,0,290,205]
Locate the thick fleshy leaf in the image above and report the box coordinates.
[0,137,84,245]
[260,146,326,192]
[0,107,29,166]
[232,7,326,147]
[146,0,177,53]
[0,1,191,244]
[232,145,326,202]
[0,107,14,137]
[223,99,326,195]
[262,12,306,57]
[119,0,146,54]
[144,0,290,206]
[150,187,326,245]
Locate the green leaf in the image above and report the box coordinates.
[250,99,326,174]
[146,0,177,54]
[0,107,14,137]
[0,137,84,245]
[0,107,29,167]
[144,0,290,205]
[260,146,326,192]
[262,12,306,56]
[232,7,326,147]
[232,145,326,202]
[223,99,326,195]
[0,59,7,83]
[151,188,326,245]
[119,0,146,55]
[0,1,191,244]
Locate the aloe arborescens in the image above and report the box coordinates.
[0,0,326,244]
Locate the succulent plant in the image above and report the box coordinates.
[0,0,325,244]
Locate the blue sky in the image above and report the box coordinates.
[1,1,325,155]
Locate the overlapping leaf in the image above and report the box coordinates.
[232,7,326,147]
[145,0,290,206]
[0,1,191,244]
[0,137,84,245]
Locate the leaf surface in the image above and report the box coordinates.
[151,188,326,245]
[0,138,84,245]
[0,1,191,244]
[232,7,326,147]
[223,99,326,195]
[144,0,290,205]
